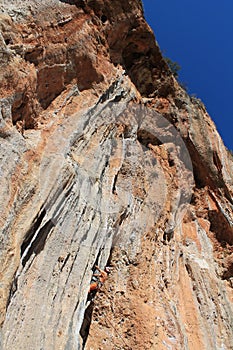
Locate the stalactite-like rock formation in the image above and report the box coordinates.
[0,1,232,349]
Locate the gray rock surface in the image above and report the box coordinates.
[0,1,232,349]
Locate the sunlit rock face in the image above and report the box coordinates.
[0,1,232,349]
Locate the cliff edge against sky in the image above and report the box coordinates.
[0,1,233,349]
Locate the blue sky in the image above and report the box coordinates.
[142,0,233,151]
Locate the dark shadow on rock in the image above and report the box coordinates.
[80,301,95,349]
[59,0,86,7]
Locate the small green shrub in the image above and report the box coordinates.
[164,56,181,78]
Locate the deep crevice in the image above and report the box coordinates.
[80,248,114,348]
[80,258,102,346]
[80,301,95,349]
[21,208,46,257]
[22,219,55,267]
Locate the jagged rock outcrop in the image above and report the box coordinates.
[0,1,232,349]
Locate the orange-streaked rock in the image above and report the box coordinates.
[0,1,232,349]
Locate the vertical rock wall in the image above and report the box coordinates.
[0,1,232,349]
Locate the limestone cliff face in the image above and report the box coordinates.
[0,1,232,349]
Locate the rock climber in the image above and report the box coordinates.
[88,265,111,293]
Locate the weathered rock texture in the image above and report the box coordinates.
[0,1,233,349]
